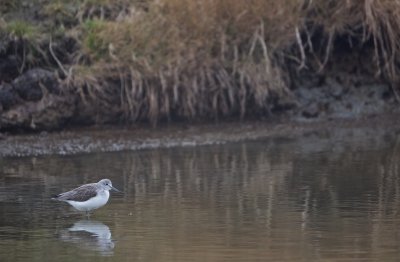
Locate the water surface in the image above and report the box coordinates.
[1,128,400,261]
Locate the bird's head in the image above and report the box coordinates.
[99,179,121,192]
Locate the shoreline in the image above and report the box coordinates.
[2,114,400,157]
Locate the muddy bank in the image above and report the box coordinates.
[0,48,399,131]
[1,115,400,157]
[1,1,400,131]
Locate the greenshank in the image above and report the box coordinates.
[52,179,121,215]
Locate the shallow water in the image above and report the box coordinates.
[1,129,400,261]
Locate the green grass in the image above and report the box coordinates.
[3,20,40,40]
[82,19,108,60]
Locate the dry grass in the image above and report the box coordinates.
[70,0,303,124]
[297,0,400,78]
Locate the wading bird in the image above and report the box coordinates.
[52,179,121,216]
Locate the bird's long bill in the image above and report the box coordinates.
[111,186,122,193]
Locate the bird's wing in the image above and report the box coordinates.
[54,183,98,202]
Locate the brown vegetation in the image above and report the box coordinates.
[1,0,400,126]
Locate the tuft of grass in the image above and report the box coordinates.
[43,0,79,28]
[69,0,301,124]
[3,20,40,40]
[0,20,46,72]
[81,19,108,60]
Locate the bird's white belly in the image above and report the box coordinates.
[67,191,110,211]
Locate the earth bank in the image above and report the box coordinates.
[0,1,399,133]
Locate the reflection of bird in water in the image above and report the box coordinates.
[58,220,115,256]
[52,179,121,216]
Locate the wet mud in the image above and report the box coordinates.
[1,115,400,157]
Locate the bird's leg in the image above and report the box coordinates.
[85,211,91,219]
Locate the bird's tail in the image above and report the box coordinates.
[51,194,60,200]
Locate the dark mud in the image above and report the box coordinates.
[1,115,400,157]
